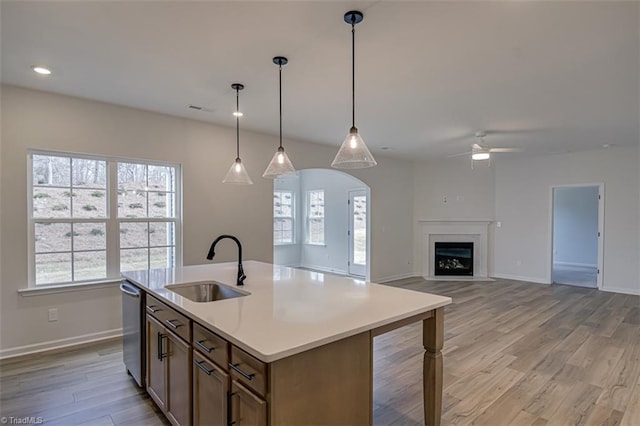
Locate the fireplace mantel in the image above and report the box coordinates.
[419,220,493,281]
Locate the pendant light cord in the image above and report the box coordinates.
[351,19,356,128]
[279,63,283,149]
[235,87,240,159]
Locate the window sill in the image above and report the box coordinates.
[304,243,327,247]
[274,243,298,247]
[19,279,121,297]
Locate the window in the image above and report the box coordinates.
[29,151,181,286]
[273,191,294,245]
[306,190,324,245]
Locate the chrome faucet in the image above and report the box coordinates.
[206,235,246,286]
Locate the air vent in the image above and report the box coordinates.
[188,105,214,113]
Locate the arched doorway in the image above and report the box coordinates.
[272,168,371,280]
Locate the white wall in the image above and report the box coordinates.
[493,146,639,294]
[298,169,367,275]
[273,174,301,267]
[552,186,599,266]
[0,85,415,356]
[412,157,495,275]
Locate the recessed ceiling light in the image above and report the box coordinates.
[233,111,243,117]
[31,66,51,75]
[602,144,611,148]
[380,146,390,150]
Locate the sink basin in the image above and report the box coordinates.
[166,281,249,303]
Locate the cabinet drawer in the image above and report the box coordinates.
[230,346,267,397]
[193,323,229,370]
[145,295,191,343]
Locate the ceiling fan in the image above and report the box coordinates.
[448,131,522,162]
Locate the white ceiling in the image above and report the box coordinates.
[2,1,638,160]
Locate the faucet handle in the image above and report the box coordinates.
[237,264,246,286]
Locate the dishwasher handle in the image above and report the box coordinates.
[120,283,140,298]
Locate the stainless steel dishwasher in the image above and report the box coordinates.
[121,281,145,387]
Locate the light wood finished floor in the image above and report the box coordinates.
[1,277,638,425]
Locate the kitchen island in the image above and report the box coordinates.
[123,261,451,426]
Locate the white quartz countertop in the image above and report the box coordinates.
[122,261,452,362]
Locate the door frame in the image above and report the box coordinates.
[548,183,604,289]
[347,189,370,279]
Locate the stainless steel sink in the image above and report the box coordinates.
[165,281,249,302]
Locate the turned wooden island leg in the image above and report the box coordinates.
[423,307,444,426]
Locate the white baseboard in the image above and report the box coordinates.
[277,262,301,268]
[374,273,416,284]
[553,261,597,268]
[0,328,123,360]
[491,273,550,284]
[601,285,640,296]
[300,264,348,276]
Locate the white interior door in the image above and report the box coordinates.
[348,190,367,277]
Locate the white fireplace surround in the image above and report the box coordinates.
[420,220,492,280]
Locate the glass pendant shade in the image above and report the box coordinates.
[263,147,296,178]
[331,127,377,169]
[223,158,253,185]
[333,11,376,170]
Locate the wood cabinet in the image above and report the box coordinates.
[192,351,229,426]
[146,315,167,412]
[231,381,267,426]
[145,304,192,426]
[166,332,191,426]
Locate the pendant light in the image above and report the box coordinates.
[263,56,296,178]
[223,83,253,185]
[332,10,377,169]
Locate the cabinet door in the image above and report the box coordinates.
[146,315,167,412]
[166,331,192,426]
[193,351,229,426]
[231,382,267,426]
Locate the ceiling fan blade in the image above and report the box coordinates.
[483,127,548,135]
[446,151,472,158]
[472,143,483,150]
[489,148,522,153]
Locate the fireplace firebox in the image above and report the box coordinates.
[434,242,473,276]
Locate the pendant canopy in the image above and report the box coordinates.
[223,83,253,185]
[263,56,296,179]
[332,11,377,169]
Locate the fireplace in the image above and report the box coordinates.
[434,242,474,276]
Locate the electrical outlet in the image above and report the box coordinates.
[48,308,58,322]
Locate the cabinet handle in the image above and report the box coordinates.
[195,339,215,353]
[158,333,167,360]
[228,391,237,426]
[146,305,161,314]
[229,363,255,381]
[165,319,183,329]
[193,360,215,376]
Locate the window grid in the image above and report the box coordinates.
[29,151,181,287]
[274,191,294,245]
[306,190,325,245]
